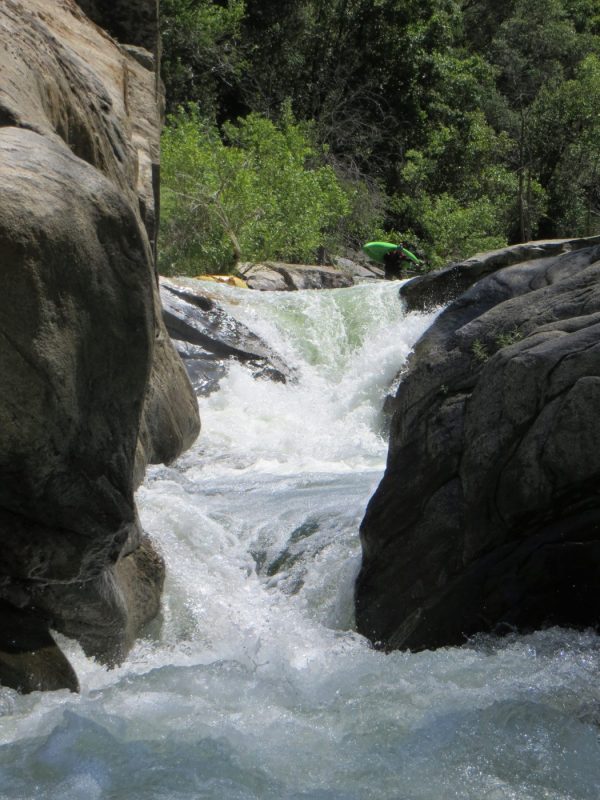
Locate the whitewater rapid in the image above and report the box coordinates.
[1,281,599,800]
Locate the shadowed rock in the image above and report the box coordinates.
[0,127,153,586]
[160,279,295,394]
[356,238,600,651]
[0,602,79,694]
[76,0,159,52]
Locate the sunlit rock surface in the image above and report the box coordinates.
[238,261,355,291]
[356,237,600,650]
[0,0,199,691]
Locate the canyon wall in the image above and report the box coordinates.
[0,0,199,691]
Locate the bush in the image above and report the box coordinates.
[159,106,352,275]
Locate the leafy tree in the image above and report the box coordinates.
[487,0,584,240]
[460,0,516,50]
[160,0,245,116]
[159,0,600,271]
[391,113,517,266]
[537,53,600,235]
[412,194,509,266]
[159,106,351,274]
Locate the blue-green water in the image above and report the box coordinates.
[1,281,599,799]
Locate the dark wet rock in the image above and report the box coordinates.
[356,239,600,651]
[0,602,79,694]
[160,279,295,394]
[0,0,198,691]
[238,261,354,291]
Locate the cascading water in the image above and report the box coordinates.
[1,281,600,800]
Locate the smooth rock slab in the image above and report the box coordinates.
[238,261,354,291]
[400,236,600,312]
[0,128,153,584]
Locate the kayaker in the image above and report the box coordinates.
[383,243,421,280]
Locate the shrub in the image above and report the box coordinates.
[159,105,351,275]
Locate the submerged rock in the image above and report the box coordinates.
[0,0,199,691]
[160,279,295,394]
[356,237,600,651]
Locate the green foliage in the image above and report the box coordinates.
[161,0,245,115]
[535,53,600,235]
[159,106,351,275]
[418,194,508,266]
[392,112,518,265]
[471,339,489,363]
[471,328,523,367]
[495,327,524,348]
[491,0,578,107]
[160,0,600,271]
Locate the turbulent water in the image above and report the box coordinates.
[2,281,600,800]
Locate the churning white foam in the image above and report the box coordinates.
[1,281,599,800]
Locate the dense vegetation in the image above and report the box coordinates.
[159,0,600,275]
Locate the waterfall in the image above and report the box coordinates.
[1,281,599,800]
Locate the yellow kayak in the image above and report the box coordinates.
[195,274,248,288]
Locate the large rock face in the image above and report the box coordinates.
[0,0,199,690]
[356,237,600,651]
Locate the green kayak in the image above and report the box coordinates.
[362,241,421,265]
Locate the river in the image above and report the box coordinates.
[1,281,599,799]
